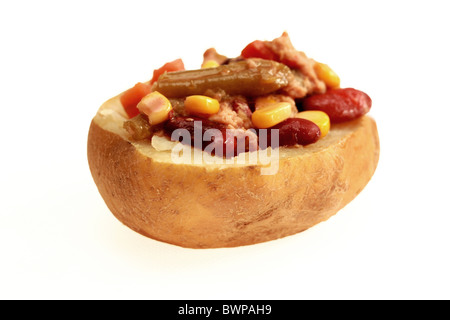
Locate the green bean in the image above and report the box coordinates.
[152,59,292,98]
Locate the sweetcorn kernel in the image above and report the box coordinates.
[201,60,220,69]
[185,95,220,115]
[251,102,292,129]
[295,110,330,138]
[314,62,340,89]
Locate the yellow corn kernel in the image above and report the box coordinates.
[314,62,340,89]
[251,102,292,129]
[201,60,220,69]
[137,91,172,125]
[295,110,330,138]
[185,95,220,115]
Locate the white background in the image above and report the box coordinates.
[1,0,449,300]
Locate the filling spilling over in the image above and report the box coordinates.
[121,32,372,158]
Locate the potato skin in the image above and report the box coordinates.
[87,116,379,248]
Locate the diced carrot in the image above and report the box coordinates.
[120,82,152,118]
[241,40,277,61]
[149,59,185,85]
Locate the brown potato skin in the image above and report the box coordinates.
[88,116,379,248]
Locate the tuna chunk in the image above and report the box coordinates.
[207,93,253,129]
[242,32,326,98]
[267,32,326,95]
[202,48,228,65]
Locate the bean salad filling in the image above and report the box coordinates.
[121,32,372,158]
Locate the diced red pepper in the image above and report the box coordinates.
[150,59,185,85]
[120,82,152,118]
[241,40,277,61]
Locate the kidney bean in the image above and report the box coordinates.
[302,88,371,123]
[164,116,256,158]
[164,116,225,151]
[263,118,321,148]
[165,116,321,156]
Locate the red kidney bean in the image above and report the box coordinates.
[263,118,321,147]
[165,116,321,156]
[164,116,256,158]
[302,88,371,123]
[164,116,227,140]
[164,116,226,154]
